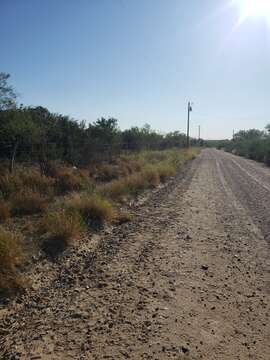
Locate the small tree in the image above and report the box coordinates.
[0,107,39,172]
[0,73,17,110]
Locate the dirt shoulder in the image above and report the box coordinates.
[1,149,270,360]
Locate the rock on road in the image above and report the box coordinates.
[1,149,270,360]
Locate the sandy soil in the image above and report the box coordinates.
[1,148,270,359]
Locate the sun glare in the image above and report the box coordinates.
[238,0,270,22]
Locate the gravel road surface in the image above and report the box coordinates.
[1,149,270,359]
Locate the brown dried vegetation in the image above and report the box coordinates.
[0,228,24,296]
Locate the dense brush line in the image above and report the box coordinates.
[206,127,270,166]
[0,107,202,172]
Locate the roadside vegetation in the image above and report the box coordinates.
[0,147,199,295]
[0,73,199,172]
[0,228,24,296]
[207,125,270,166]
[0,72,201,296]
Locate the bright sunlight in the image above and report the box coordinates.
[237,0,270,22]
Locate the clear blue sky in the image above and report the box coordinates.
[1,0,269,139]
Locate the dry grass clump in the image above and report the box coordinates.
[186,147,200,159]
[11,191,48,216]
[135,150,169,164]
[0,200,10,222]
[66,194,115,226]
[0,228,24,296]
[101,179,127,200]
[51,165,93,195]
[0,168,54,200]
[122,174,148,195]
[41,209,85,254]
[94,163,124,182]
[42,160,62,177]
[41,209,84,242]
[54,169,84,194]
[119,158,142,174]
[102,162,176,201]
[141,166,160,187]
[20,169,55,195]
[0,173,22,199]
[91,158,142,183]
[156,163,176,182]
[102,173,148,200]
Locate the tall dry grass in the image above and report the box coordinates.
[0,169,54,200]
[0,148,200,265]
[0,228,24,295]
[101,148,200,201]
[40,209,85,255]
[66,193,115,226]
[11,191,48,216]
[0,200,10,222]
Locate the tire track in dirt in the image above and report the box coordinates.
[216,149,270,244]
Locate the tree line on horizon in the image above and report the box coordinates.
[0,72,199,172]
[207,126,270,166]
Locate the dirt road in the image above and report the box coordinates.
[1,149,270,359]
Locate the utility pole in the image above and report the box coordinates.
[186,101,192,148]
[198,125,201,140]
[233,129,235,140]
